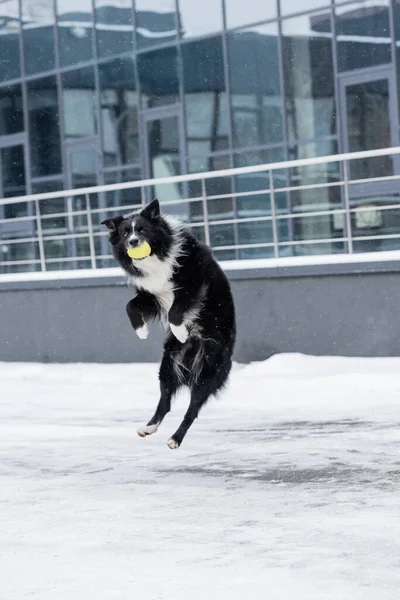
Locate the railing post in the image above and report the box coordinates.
[86,193,97,269]
[201,177,211,247]
[343,160,353,254]
[269,169,279,259]
[34,198,46,272]
[141,185,146,208]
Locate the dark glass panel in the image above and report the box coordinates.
[344,79,392,180]
[178,0,223,39]
[336,1,391,72]
[225,0,276,30]
[0,85,23,135]
[56,0,94,66]
[94,0,133,57]
[282,12,336,141]
[182,36,229,156]
[27,76,62,177]
[0,0,21,82]
[62,67,97,139]
[22,0,55,74]
[228,23,283,149]
[1,145,27,218]
[99,57,139,168]
[146,114,181,179]
[138,45,179,108]
[135,0,177,49]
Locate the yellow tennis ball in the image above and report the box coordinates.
[127,241,152,259]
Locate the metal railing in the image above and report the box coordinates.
[2,146,400,276]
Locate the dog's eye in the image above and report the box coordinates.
[136,226,144,234]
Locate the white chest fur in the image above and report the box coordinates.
[132,254,175,315]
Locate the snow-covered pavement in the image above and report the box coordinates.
[1,354,400,599]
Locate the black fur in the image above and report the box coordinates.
[102,200,236,448]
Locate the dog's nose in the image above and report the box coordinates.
[128,238,140,248]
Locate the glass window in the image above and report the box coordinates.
[0,145,28,219]
[95,0,133,57]
[234,147,286,217]
[182,36,229,156]
[280,0,330,16]
[229,23,283,149]
[288,140,340,207]
[27,77,62,178]
[0,0,21,82]
[103,169,142,210]
[336,1,391,72]
[22,0,55,75]
[138,46,179,108]
[56,0,94,66]
[135,0,177,49]
[178,0,223,39]
[0,85,23,135]
[343,78,393,180]
[32,180,66,233]
[282,12,336,142]
[99,57,139,168]
[62,67,97,139]
[225,0,276,30]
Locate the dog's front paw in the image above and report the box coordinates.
[170,323,189,344]
[136,323,148,340]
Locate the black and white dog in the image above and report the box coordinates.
[102,199,236,449]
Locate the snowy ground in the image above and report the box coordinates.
[1,354,400,600]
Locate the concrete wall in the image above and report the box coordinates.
[1,261,400,363]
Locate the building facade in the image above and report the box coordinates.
[1,0,400,273]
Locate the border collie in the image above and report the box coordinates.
[102,199,236,449]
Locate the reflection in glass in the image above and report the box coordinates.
[99,57,139,168]
[229,23,283,149]
[146,115,181,180]
[280,0,329,16]
[62,68,96,139]
[0,0,21,82]
[0,85,23,135]
[27,77,62,177]
[69,148,98,189]
[345,79,392,179]
[95,0,133,57]
[22,0,55,74]
[225,0,276,30]
[178,0,223,39]
[182,37,229,156]
[138,46,179,108]
[56,0,93,66]
[336,1,391,72]
[135,0,177,49]
[282,12,336,141]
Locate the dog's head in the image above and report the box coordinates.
[101,199,174,262]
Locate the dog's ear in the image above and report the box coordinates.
[101,215,124,231]
[141,199,160,221]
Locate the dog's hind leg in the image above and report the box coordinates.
[167,344,232,449]
[137,345,181,438]
[166,385,210,449]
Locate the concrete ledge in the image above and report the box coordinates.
[2,259,400,291]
